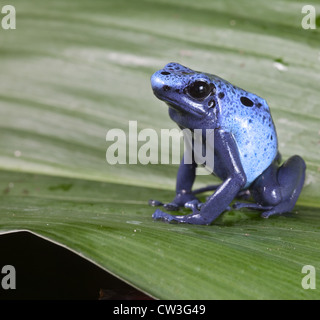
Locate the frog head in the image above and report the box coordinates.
[151,62,218,129]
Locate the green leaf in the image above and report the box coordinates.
[0,0,320,299]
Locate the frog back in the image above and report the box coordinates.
[215,80,278,188]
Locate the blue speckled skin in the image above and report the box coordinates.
[150,62,306,225]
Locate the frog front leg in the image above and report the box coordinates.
[153,130,247,225]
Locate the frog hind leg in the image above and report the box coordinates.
[250,155,306,218]
[232,202,273,210]
[192,184,251,200]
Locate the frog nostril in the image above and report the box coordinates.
[163,85,171,92]
[161,71,171,75]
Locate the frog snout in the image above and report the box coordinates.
[151,71,163,89]
[151,62,193,96]
[151,70,175,98]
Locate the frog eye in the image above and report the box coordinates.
[187,81,211,99]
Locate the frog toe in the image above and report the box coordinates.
[152,209,176,222]
[148,199,179,211]
[184,199,201,211]
[261,210,276,218]
[163,203,180,211]
[148,199,164,207]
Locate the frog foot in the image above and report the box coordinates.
[232,201,286,218]
[148,199,180,211]
[148,195,201,212]
[152,209,210,225]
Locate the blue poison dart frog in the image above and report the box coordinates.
[149,62,306,225]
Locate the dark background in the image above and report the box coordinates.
[0,231,152,300]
